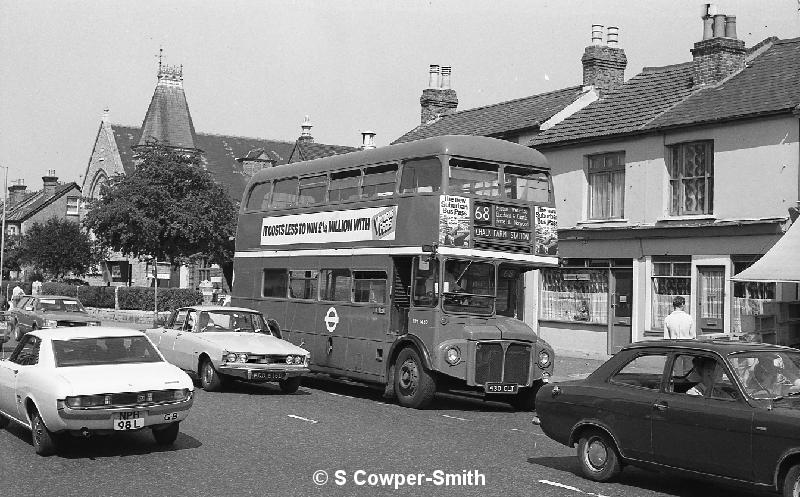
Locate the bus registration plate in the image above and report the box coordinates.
[485,383,519,394]
[251,371,285,381]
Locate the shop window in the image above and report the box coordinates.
[448,159,499,197]
[651,257,691,330]
[668,141,713,216]
[353,271,387,303]
[262,269,288,298]
[400,157,441,193]
[587,152,625,219]
[732,256,776,334]
[289,270,319,300]
[320,269,351,302]
[539,268,609,324]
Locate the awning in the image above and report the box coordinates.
[731,220,800,283]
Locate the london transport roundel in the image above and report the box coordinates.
[324,307,339,333]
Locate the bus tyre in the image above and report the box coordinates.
[394,347,436,409]
[200,358,224,392]
[279,377,301,394]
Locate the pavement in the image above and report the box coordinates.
[550,354,606,383]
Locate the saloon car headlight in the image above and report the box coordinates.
[538,350,551,368]
[225,352,237,362]
[237,353,248,363]
[173,388,192,401]
[286,355,295,364]
[445,346,461,365]
[43,319,58,328]
[294,355,304,365]
[87,321,100,326]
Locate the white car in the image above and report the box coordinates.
[145,306,310,393]
[0,327,194,456]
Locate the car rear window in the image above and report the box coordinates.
[53,336,163,367]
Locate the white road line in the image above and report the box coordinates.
[327,392,354,399]
[538,480,611,497]
[441,414,469,421]
[287,414,318,424]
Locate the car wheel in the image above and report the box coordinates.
[577,430,622,482]
[279,377,301,394]
[783,464,800,497]
[31,410,58,456]
[394,347,436,409]
[152,422,180,446]
[200,358,224,392]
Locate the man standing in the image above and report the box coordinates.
[664,296,696,339]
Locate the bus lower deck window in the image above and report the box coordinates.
[353,271,388,303]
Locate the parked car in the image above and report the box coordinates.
[8,295,100,341]
[0,327,194,456]
[534,339,800,496]
[144,306,309,393]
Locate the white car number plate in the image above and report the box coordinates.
[114,411,145,430]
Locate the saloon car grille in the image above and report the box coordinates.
[474,342,530,385]
[56,320,97,327]
[241,354,293,365]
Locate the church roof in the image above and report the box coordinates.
[136,64,199,151]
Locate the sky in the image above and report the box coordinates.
[1,0,799,191]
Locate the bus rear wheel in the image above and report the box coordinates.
[394,347,436,409]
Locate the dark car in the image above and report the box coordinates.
[534,339,800,497]
[8,295,100,341]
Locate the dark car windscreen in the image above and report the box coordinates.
[53,336,163,367]
[198,311,269,333]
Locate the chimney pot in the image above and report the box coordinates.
[713,14,726,38]
[606,26,619,46]
[724,15,737,39]
[591,24,604,45]
[702,15,714,40]
[440,66,452,89]
[361,131,376,150]
[428,65,440,89]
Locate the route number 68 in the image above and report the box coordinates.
[474,205,491,223]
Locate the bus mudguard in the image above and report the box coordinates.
[387,334,433,374]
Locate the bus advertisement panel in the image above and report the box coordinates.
[232,135,558,410]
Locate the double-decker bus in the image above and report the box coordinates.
[232,135,559,409]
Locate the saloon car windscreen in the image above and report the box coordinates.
[53,336,163,367]
[198,311,268,333]
[39,299,86,312]
[729,350,800,399]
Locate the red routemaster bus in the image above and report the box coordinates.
[232,135,559,409]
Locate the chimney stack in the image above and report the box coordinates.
[361,131,376,150]
[299,116,314,143]
[582,25,627,97]
[419,64,458,124]
[42,170,58,197]
[691,5,746,87]
[8,180,27,207]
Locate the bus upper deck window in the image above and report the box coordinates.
[362,164,398,198]
[448,159,499,197]
[400,157,441,193]
[330,170,361,202]
[271,178,299,209]
[504,166,550,202]
[299,175,327,205]
[246,182,272,211]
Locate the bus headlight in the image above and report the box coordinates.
[445,346,461,365]
[538,350,551,368]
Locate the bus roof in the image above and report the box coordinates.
[248,135,548,184]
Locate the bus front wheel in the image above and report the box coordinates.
[394,347,436,409]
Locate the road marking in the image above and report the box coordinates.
[287,414,318,424]
[538,480,610,497]
[327,392,354,399]
[441,414,469,421]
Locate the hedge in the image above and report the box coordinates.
[118,287,202,311]
[42,282,80,297]
[78,286,116,308]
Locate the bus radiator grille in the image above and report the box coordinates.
[504,344,531,384]
[475,343,503,384]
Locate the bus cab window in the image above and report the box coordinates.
[504,167,550,202]
[353,271,388,303]
[413,257,439,307]
[321,269,352,302]
[400,157,441,193]
[271,178,299,209]
[448,159,499,197]
[299,176,327,205]
[262,269,289,298]
[362,164,398,198]
[246,182,272,211]
[330,170,361,202]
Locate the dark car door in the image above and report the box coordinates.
[652,353,753,479]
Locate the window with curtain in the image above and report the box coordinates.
[587,152,625,219]
[539,268,609,324]
[668,141,713,215]
[651,257,691,329]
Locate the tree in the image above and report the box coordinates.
[83,144,237,283]
[2,234,24,279]
[18,218,102,280]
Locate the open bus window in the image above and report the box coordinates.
[496,265,523,318]
[271,178,299,209]
[442,259,495,315]
[289,270,319,300]
[504,167,550,202]
[413,257,438,307]
[330,170,361,202]
[298,176,327,206]
[262,269,288,298]
[362,164,398,198]
[448,159,499,197]
[353,271,388,303]
[400,157,441,193]
[246,181,272,211]
[321,269,352,302]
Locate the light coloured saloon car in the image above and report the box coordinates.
[0,327,194,456]
[145,306,310,393]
